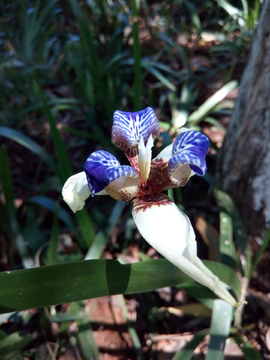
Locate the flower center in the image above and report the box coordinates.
[137,135,154,184]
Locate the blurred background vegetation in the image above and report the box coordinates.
[0,0,269,359]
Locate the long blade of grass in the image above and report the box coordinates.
[34,80,72,181]
[219,211,242,271]
[70,302,100,360]
[250,227,270,276]
[214,189,249,276]
[188,81,238,125]
[0,146,15,216]
[142,63,177,91]
[132,0,142,110]
[68,0,102,80]
[0,259,240,315]
[28,197,87,251]
[85,201,126,260]
[119,294,144,360]
[215,0,243,17]
[156,32,189,70]
[230,328,263,360]
[205,299,233,360]
[34,81,95,248]
[0,126,59,176]
[0,147,35,269]
[184,0,202,34]
[172,330,209,360]
[0,332,34,357]
[46,203,59,266]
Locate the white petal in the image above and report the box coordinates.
[132,194,191,260]
[153,143,173,163]
[132,194,237,307]
[62,172,91,213]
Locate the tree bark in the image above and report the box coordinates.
[220,0,270,239]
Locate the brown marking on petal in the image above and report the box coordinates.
[133,193,173,213]
[135,159,192,198]
[127,155,140,174]
[105,177,140,202]
[136,158,174,196]
[146,158,172,193]
[169,164,191,187]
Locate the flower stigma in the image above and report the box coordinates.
[137,135,154,184]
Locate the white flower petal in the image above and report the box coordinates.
[62,172,91,213]
[153,143,173,163]
[132,194,237,307]
[132,194,191,260]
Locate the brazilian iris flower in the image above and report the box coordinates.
[62,107,237,307]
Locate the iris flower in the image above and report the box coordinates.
[62,107,237,307]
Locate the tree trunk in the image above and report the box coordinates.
[220,0,270,239]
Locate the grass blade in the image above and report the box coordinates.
[205,299,233,360]
[33,80,72,182]
[0,126,58,176]
[0,259,241,314]
[0,332,34,357]
[34,81,95,248]
[0,147,35,269]
[172,330,209,360]
[219,211,242,271]
[214,189,249,276]
[70,302,100,360]
[188,81,238,125]
[230,328,263,360]
[0,259,190,314]
[46,203,59,266]
[0,146,15,216]
[119,294,144,360]
[132,0,142,110]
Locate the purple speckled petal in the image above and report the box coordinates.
[168,130,210,176]
[84,150,140,200]
[112,107,160,158]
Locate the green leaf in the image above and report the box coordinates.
[188,81,238,125]
[0,146,15,216]
[215,0,243,17]
[177,282,215,309]
[172,330,209,360]
[0,126,58,176]
[0,259,190,314]
[230,329,263,360]
[119,294,144,360]
[214,189,249,276]
[0,259,242,315]
[251,227,270,275]
[205,300,233,360]
[132,0,142,110]
[46,203,59,266]
[27,196,75,229]
[33,81,73,182]
[0,147,35,269]
[33,82,95,247]
[219,211,241,271]
[70,302,99,360]
[203,260,242,301]
[0,332,33,358]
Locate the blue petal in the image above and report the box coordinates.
[112,107,160,157]
[84,150,139,196]
[168,130,210,176]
